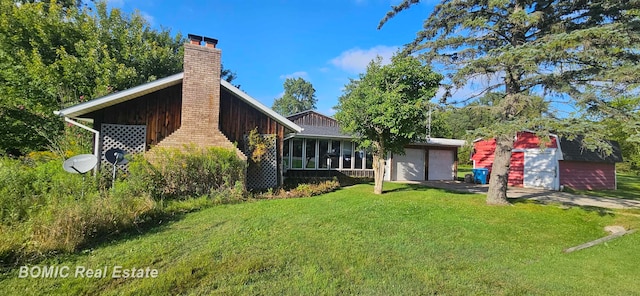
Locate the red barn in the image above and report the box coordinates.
[471,132,623,191]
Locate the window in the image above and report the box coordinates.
[292,139,303,169]
[283,139,290,169]
[365,151,373,169]
[330,140,340,169]
[319,140,329,169]
[342,141,353,169]
[305,139,317,169]
[355,149,364,169]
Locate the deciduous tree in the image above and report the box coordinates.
[272,77,317,116]
[334,55,442,194]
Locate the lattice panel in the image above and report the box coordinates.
[100,124,146,171]
[245,135,278,190]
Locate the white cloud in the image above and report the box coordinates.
[434,73,505,104]
[105,0,125,7]
[330,45,399,74]
[279,71,308,80]
[139,11,155,25]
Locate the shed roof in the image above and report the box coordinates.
[559,137,623,163]
[53,73,302,133]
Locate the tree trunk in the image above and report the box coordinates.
[373,152,385,194]
[487,134,514,205]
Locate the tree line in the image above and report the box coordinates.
[0,0,237,156]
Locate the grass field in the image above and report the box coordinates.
[1,183,639,295]
[570,173,640,200]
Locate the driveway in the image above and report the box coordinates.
[402,180,640,210]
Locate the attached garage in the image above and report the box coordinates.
[392,148,425,181]
[385,138,466,181]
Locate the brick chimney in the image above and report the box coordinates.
[181,34,221,131]
[152,34,246,160]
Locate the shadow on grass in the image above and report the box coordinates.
[384,183,481,195]
[384,183,430,193]
[509,198,616,217]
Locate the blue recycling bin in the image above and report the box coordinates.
[472,168,489,184]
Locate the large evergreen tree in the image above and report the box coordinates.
[380,0,640,204]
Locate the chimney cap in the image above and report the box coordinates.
[187,34,203,42]
[203,36,218,46]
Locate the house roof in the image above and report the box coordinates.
[53,73,302,133]
[54,73,184,119]
[220,80,302,132]
[559,137,623,163]
[287,111,466,146]
[411,138,466,147]
[295,124,352,139]
[287,109,337,121]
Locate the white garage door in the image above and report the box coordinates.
[393,148,425,181]
[524,149,558,190]
[428,149,455,180]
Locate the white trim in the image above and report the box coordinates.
[221,80,302,133]
[54,72,303,134]
[291,134,352,139]
[411,138,466,147]
[64,117,100,174]
[54,73,184,118]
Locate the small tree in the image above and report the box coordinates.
[272,77,317,116]
[335,55,442,194]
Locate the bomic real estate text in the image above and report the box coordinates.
[18,265,159,279]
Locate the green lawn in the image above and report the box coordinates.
[457,164,473,180]
[1,183,639,295]
[571,173,640,200]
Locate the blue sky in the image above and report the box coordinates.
[104,0,438,116]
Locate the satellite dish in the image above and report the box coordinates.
[105,148,129,165]
[63,154,98,174]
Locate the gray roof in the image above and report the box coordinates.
[560,137,623,163]
[296,124,352,139]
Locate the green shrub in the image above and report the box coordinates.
[28,193,157,254]
[0,157,88,225]
[149,145,246,199]
[260,179,340,199]
[0,145,248,264]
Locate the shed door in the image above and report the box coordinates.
[524,149,558,190]
[393,148,425,181]
[428,149,455,180]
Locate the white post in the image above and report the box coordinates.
[64,117,100,174]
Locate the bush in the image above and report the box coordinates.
[0,145,248,264]
[0,157,87,225]
[148,145,246,199]
[260,179,340,199]
[28,193,157,254]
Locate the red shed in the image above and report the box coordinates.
[471,132,623,191]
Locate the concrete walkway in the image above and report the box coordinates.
[403,180,640,210]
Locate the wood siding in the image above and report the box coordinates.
[514,132,558,149]
[89,83,182,149]
[472,139,526,186]
[219,88,287,184]
[219,88,285,147]
[509,152,524,186]
[289,111,339,127]
[559,161,616,190]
